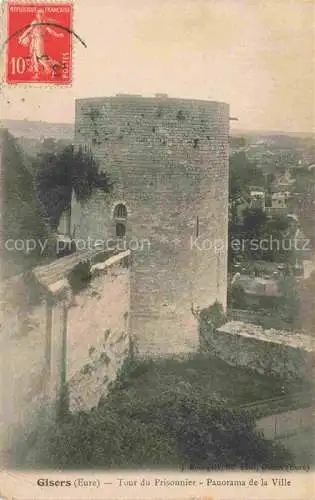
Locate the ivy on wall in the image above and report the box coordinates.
[198,301,227,351]
[67,261,92,294]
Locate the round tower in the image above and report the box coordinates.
[72,94,229,356]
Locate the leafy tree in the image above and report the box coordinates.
[276,276,301,328]
[262,215,294,262]
[242,208,268,239]
[229,152,265,221]
[228,153,266,266]
[39,137,70,155]
[1,129,50,275]
[199,301,227,350]
[233,208,268,262]
[227,281,246,309]
[35,145,112,230]
[230,207,295,264]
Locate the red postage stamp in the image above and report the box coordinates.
[6,3,73,84]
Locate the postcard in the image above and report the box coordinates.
[0,0,314,499]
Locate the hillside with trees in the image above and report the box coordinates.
[1,130,112,278]
[1,129,51,277]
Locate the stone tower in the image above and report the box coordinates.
[72,94,229,356]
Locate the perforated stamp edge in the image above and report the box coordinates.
[0,0,81,89]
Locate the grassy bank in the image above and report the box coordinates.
[21,355,309,470]
[113,355,309,408]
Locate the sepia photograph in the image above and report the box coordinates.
[0,0,314,498]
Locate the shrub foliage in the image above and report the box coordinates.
[37,358,292,470]
[68,260,92,293]
[199,301,227,351]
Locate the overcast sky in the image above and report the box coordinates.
[1,0,314,133]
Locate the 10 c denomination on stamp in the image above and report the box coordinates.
[6,2,73,84]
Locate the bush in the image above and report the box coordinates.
[276,277,301,328]
[227,282,246,309]
[199,301,227,351]
[107,357,154,391]
[38,382,293,470]
[68,261,92,293]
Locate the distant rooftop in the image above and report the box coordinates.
[250,190,265,196]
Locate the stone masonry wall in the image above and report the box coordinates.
[66,252,130,411]
[73,95,229,356]
[213,321,312,380]
[0,275,58,464]
[0,250,131,464]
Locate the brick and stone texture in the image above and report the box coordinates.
[72,95,229,356]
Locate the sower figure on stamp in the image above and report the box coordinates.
[18,8,64,79]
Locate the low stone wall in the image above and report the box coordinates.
[257,407,313,440]
[212,321,312,380]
